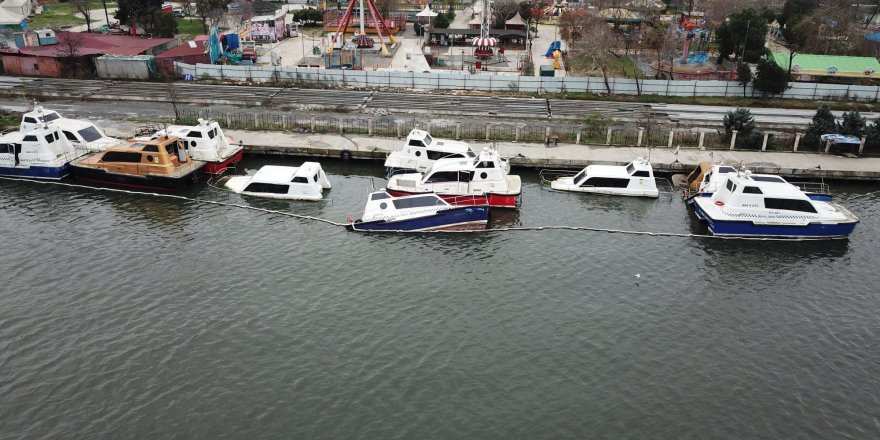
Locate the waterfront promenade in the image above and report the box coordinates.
[97,120,880,180]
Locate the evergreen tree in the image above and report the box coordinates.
[715,9,768,63]
[864,120,880,153]
[837,111,866,137]
[804,105,837,147]
[753,58,789,95]
[736,62,752,97]
[724,108,762,148]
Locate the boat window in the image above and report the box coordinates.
[39,112,60,122]
[208,129,216,139]
[187,131,203,138]
[751,175,786,183]
[292,176,309,184]
[164,143,177,156]
[313,173,319,182]
[45,134,54,143]
[424,134,433,145]
[632,171,651,178]
[475,161,495,168]
[467,151,476,158]
[626,163,635,174]
[370,192,390,200]
[718,166,736,173]
[62,131,78,141]
[245,182,289,194]
[77,126,102,142]
[581,177,631,188]
[23,135,37,142]
[407,139,424,147]
[426,150,455,160]
[392,196,444,209]
[742,186,763,194]
[764,198,817,213]
[726,180,734,192]
[142,145,159,152]
[24,117,37,123]
[101,151,142,162]
[425,171,462,183]
[573,169,587,184]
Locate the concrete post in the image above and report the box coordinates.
[824,140,832,153]
[282,116,288,130]
[486,123,491,141]
[606,128,612,145]
[338,118,344,134]
[427,122,432,133]
[545,126,551,141]
[637,127,644,147]
[761,132,769,151]
[794,133,802,152]
[456,122,461,140]
[667,130,674,148]
[729,130,738,150]
[368,118,374,136]
[515,125,520,142]
[225,114,231,128]
[576,129,581,145]
[310,114,315,132]
[698,131,706,150]
[254,113,259,128]
[860,135,867,155]
[396,121,401,138]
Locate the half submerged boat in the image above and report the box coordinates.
[141,119,244,174]
[386,147,521,208]
[383,129,480,176]
[69,134,204,191]
[691,170,858,238]
[548,157,659,197]
[347,191,489,232]
[224,163,331,200]
[0,123,83,180]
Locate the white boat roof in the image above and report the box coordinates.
[406,128,471,152]
[725,172,805,198]
[251,163,322,183]
[0,131,24,142]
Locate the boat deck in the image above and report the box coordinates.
[70,155,206,178]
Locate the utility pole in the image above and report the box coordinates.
[740,20,751,61]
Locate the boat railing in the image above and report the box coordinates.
[538,168,577,186]
[789,181,830,195]
[445,194,490,205]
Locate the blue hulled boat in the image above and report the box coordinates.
[0,124,84,180]
[347,191,489,232]
[691,170,858,239]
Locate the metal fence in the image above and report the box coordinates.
[176,62,880,102]
[176,108,822,152]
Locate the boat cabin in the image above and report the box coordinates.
[361,191,447,222]
[155,119,237,162]
[684,162,737,194]
[421,147,509,184]
[570,159,654,189]
[0,124,78,169]
[224,163,331,200]
[711,171,818,214]
[20,106,62,132]
[77,135,192,176]
[403,129,475,160]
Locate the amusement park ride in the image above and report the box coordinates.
[677,12,708,64]
[327,0,397,54]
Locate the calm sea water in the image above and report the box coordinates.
[1,157,879,439]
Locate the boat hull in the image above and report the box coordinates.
[692,202,858,238]
[0,164,69,180]
[386,189,519,208]
[348,205,489,232]
[70,164,202,192]
[203,149,245,174]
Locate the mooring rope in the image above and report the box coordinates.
[0,176,842,241]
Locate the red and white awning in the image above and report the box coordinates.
[472,37,496,47]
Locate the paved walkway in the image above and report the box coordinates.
[530,24,564,77]
[96,120,880,179]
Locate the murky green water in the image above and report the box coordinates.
[1,157,879,439]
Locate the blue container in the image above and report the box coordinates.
[225,33,240,50]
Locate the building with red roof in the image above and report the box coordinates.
[1,31,178,77]
[155,38,209,77]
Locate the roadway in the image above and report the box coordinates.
[0,76,871,130]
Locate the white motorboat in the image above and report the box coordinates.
[0,123,83,180]
[224,163,331,200]
[691,170,858,238]
[347,191,489,232]
[549,158,659,198]
[21,106,122,152]
[142,118,244,174]
[386,147,521,208]
[383,129,481,176]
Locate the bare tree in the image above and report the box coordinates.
[57,32,86,76]
[561,12,621,93]
[72,0,93,33]
[643,24,677,79]
[99,0,112,26]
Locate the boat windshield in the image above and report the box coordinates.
[626,163,635,174]
[573,169,587,184]
[718,166,736,174]
[39,112,61,122]
[392,196,444,209]
[467,150,476,158]
[423,134,433,146]
[77,126,103,142]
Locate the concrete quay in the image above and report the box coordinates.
[222,129,880,181]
